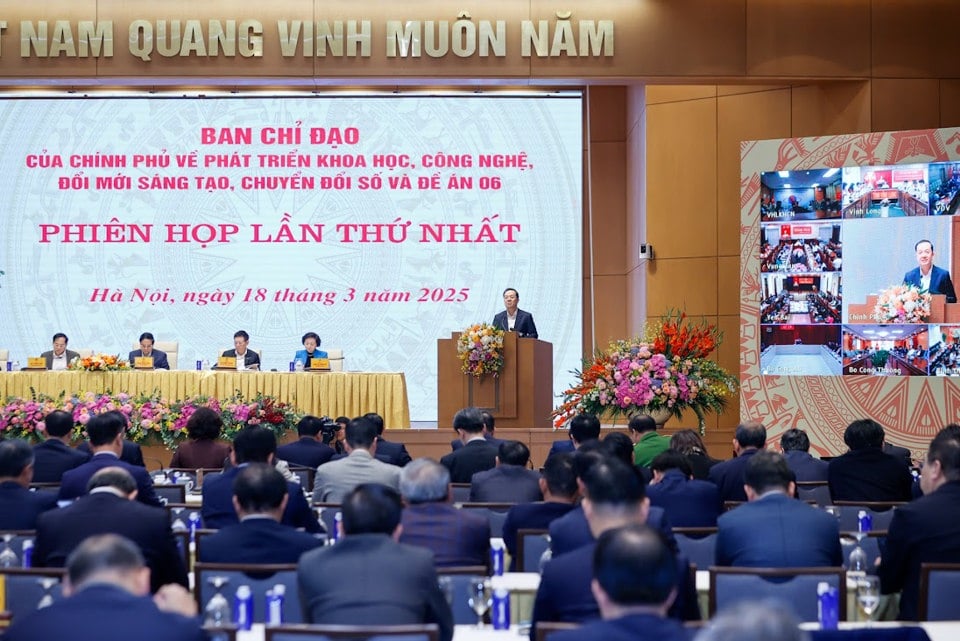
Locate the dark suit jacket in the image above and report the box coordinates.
[715,493,842,567]
[127,349,169,370]
[884,442,913,467]
[904,264,957,303]
[220,348,261,368]
[548,505,678,557]
[168,439,231,469]
[33,492,188,593]
[450,434,504,451]
[1,584,205,641]
[547,613,693,641]
[646,470,723,528]
[277,437,336,470]
[32,439,90,483]
[399,502,490,567]
[199,517,323,564]
[707,448,761,502]
[470,465,543,503]
[376,437,413,467]
[0,481,58,529]
[878,481,960,620]
[546,439,576,459]
[201,465,321,532]
[686,452,721,481]
[440,438,499,483]
[59,452,162,507]
[827,448,913,503]
[502,501,577,570]
[492,308,539,338]
[41,349,80,370]
[77,440,145,467]
[298,533,453,641]
[783,450,830,483]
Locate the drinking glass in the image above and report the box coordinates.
[437,576,454,607]
[36,577,59,609]
[466,577,491,629]
[204,576,232,626]
[857,575,880,624]
[0,534,19,568]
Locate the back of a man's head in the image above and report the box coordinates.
[66,534,147,595]
[481,411,495,434]
[695,600,809,641]
[926,431,960,484]
[44,410,75,439]
[779,429,810,453]
[744,451,793,495]
[628,414,658,435]
[569,413,602,444]
[602,432,636,467]
[87,467,138,495]
[232,426,277,464]
[650,449,693,477]
[296,416,325,438]
[363,412,386,436]
[399,458,449,504]
[498,440,530,467]
[938,423,960,442]
[86,411,127,447]
[233,463,287,514]
[542,452,578,499]
[572,445,608,482]
[735,421,767,450]
[584,459,645,509]
[342,483,403,535]
[0,439,34,480]
[346,417,378,449]
[453,407,484,435]
[593,525,678,610]
[843,419,884,451]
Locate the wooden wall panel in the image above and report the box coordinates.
[790,82,871,137]
[871,79,940,132]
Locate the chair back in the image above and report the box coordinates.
[534,622,580,641]
[166,503,199,530]
[516,529,550,573]
[0,530,36,567]
[0,567,66,620]
[919,562,960,621]
[313,503,341,538]
[0,349,8,362]
[265,623,438,641]
[839,532,883,572]
[76,349,93,358]
[194,563,300,623]
[154,484,188,504]
[173,529,191,572]
[289,467,316,492]
[131,340,179,369]
[449,483,471,504]
[708,566,846,621]
[673,528,718,570]
[194,529,220,563]
[832,503,902,531]
[436,566,487,625]
[166,469,199,491]
[326,348,344,372]
[796,482,831,507]
[29,483,61,495]
[457,503,513,538]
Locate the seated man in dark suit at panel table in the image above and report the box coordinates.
[199,463,323,563]
[202,426,321,532]
[546,525,692,641]
[779,427,828,483]
[276,415,336,470]
[715,450,842,568]
[220,329,261,370]
[41,332,80,371]
[60,411,162,507]
[646,449,722,528]
[127,331,170,370]
[470,440,542,503]
[879,429,960,620]
[297,483,454,641]
[32,409,90,483]
[546,412,602,460]
[707,421,767,503]
[903,239,957,303]
[365,412,412,467]
[3,534,204,641]
[827,418,913,503]
[440,407,499,483]
[0,439,58,530]
[398,458,490,567]
[450,410,503,451]
[502,452,579,570]
[34,467,188,593]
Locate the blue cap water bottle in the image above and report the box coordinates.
[22,540,33,568]
[858,510,873,534]
[234,585,254,630]
[490,540,505,576]
[817,582,838,630]
[188,511,202,543]
[266,584,285,625]
[331,511,342,544]
[491,587,510,630]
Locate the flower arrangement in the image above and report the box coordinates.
[872,284,931,324]
[457,323,506,378]
[0,390,62,441]
[68,353,131,371]
[553,311,737,434]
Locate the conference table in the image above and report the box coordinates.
[0,370,410,428]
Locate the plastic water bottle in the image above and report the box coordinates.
[188,511,202,543]
[266,584,285,625]
[294,360,305,372]
[490,540,505,576]
[22,540,33,568]
[858,510,873,535]
[817,582,839,630]
[331,512,342,544]
[11,361,20,372]
[195,360,202,371]
[491,587,510,630]
[233,585,254,631]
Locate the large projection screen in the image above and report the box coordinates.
[0,95,583,422]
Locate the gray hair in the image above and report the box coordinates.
[399,458,450,504]
[87,467,137,494]
[694,601,809,641]
[67,534,145,587]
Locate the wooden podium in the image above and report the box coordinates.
[437,331,553,429]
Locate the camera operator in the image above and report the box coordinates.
[321,416,350,457]
[276,415,338,469]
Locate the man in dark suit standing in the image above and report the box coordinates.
[492,287,538,338]
[880,430,960,620]
[546,525,691,641]
[779,428,828,483]
[3,534,203,641]
[0,439,58,530]
[903,239,957,303]
[399,458,490,567]
[60,411,162,507]
[220,329,261,370]
[127,331,170,370]
[440,407,499,483]
[715,451,841,568]
[276,415,336,469]
[32,410,90,483]
[199,464,322,564]
[34,468,188,593]
[40,332,80,370]
[450,410,503,451]
[365,412,412,467]
[646,450,722,528]
[827,419,913,503]
[297,483,453,641]
[546,413,601,460]
[470,440,542,503]
[707,421,767,503]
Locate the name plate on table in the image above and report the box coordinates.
[25,357,47,369]
[216,356,237,369]
[308,358,330,371]
[134,356,155,369]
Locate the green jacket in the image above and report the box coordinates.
[633,431,671,466]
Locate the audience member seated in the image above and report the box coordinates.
[546,525,690,641]
[198,463,323,564]
[312,417,401,503]
[2,534,203,641]
[827,418,913,503]
[77,437,145,468]
[32,410,90,483]
[646,449,722,528]
[670,429,720,481]
[364,412,412,467]
[202,426,320,532]
[603,432,653,485]
[879,428,960,620]
[546,413,602,459]
[168,407,232,470]
[0,439,58,529]
[469,440,542,503]
[779,428,828,483]
[61,411,162,507]
[694,600,807,641]
[275,415,336,470]
[708,421,767,503]
[398,458,490,567]
[629,414,671,467]
[35,467,188,593]
[502,452,579,570]
[297,483,453,641]
[450,410,504,451]
[440,407,499,483]
[715,451,841,568]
